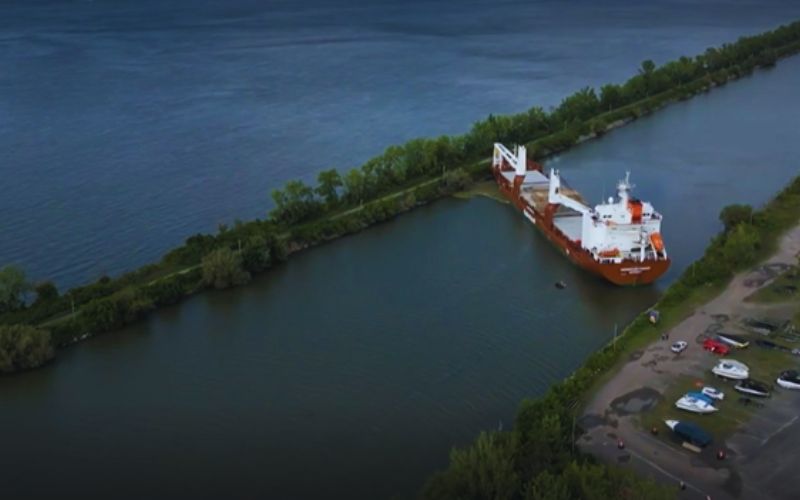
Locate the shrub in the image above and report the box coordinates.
[201,248,251,289]
[0,324,54,373]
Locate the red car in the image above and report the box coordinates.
[703,338,730,355]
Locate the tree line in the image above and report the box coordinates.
[268,20,800,227]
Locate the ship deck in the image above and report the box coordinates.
[499,169,549,186]
[553,214,582,242]
[519,182,587,213]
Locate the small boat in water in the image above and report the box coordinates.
[675,395,718,414]
[717,333,750,349]
[701,386,725,401]
[665,419,712,447]
[555,280,567,289]
[776,370,800,389]
[712,359,749,380]
[735,379,771,398]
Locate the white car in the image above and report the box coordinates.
[671,341,688,353]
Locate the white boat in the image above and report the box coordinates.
[716,333,750,349]
[777,370,800,389]
[711,359,749,380]
[675,395,718,414]
[701,386,725,401]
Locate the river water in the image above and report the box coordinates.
[3,1,800,499]
[1,0,798,287]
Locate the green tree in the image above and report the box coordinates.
[552,87,600,126]
[343,168,366,205]
[33,281,59,305]
[720,203,753,231]
[422,431,519,500]
[270,180,321,225]
[315,169,343,206]
[0,265,29,313]
[81,296,125,332]
[599,84,623,111]
[0,324,55,373]
[201,248,251,289]
[241,234,272,273]
[721,223,760,269]
[524,470,570,500]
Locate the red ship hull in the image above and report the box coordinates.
[493,162,670,286]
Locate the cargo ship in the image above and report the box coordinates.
[492,142,670,285]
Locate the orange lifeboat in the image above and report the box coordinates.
[650,232,664,252]
[599,248,621,258]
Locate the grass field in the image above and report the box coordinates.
[746,265,800,304]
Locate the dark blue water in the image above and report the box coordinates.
[1,0,798,287]
[2,48,800,500]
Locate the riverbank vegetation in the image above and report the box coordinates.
[421,175,800,498]
[1,21,799,374]
[0,324,54,373]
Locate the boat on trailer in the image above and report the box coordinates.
[665,419,712,447]
[701,386,725,400]
[717,333,750,349]
[686,391,716,405]
[675,395,718,414]
[777,370,800,389]
[712,359,749,380]
[491,143,670,285]
[735,379,771,397]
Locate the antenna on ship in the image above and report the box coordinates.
[617,171,635,202]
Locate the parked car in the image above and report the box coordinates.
[703,338,730,355]
[671,341,688,353]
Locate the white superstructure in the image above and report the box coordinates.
[549,169,667,264]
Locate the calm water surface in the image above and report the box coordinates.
[3,1,800,498]
[1,0,798,286]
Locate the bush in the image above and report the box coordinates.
[33,281,59,305]
[201,248,251,289]
[0,265,29,313]
[720,204,754,231]
[0,324,54,373]
[143,272,196,306]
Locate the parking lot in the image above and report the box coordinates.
[579,225,800,499]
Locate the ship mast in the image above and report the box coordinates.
[616,171,634,203]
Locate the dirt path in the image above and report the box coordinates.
[579,224,800,500]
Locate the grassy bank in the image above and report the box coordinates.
[2,20,800,377]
